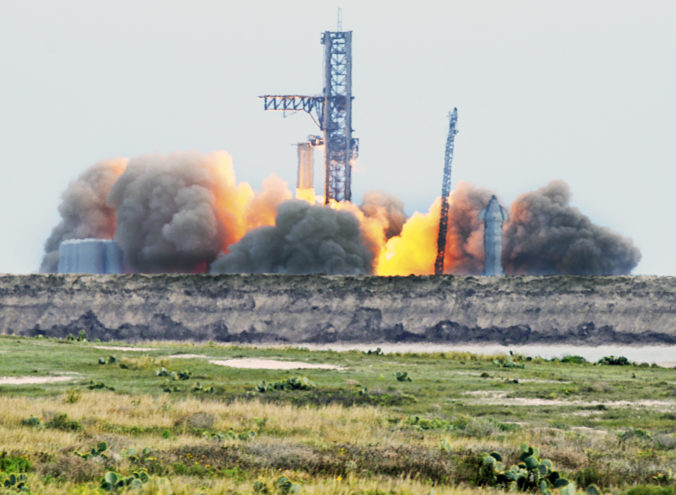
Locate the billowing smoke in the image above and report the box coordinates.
[41,151,291,273]
[443,182,494,274]
[107,151,290,273]
[360,190,407,239]
[210,200,374,275]
[374,181,493,275]
[40,159,126,272]
[503,180,641,275]
[41,151,641,276]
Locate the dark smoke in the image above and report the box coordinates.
[503,180,641,275]
[40,159,126,272]
[107,151,229,273]
[210,200,374,275]
[360,190,407,239]
[444,181,495,275]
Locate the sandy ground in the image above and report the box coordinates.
[0,375,76,385]
[462,390,676,411]
[209,358,343,370]
[167,354,207,359]
[93,346,154,352]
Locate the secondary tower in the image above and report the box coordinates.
[434,108,459,275]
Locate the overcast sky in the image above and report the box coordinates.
[1,0,674,275]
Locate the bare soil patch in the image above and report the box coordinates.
[93,345,154,352]
[0,375,76,385]
[209,358,343,370]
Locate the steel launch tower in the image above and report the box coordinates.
[260,26,358,204]
[434,108,459,275]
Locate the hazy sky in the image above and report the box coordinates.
[1,0,674,275]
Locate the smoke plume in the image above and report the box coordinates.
[40,159,127,272]
[107,151,290,273]
[210,200,374,275]
[360,190,407,239]
[41,150,641,276]
[503,180,641,275]
[374,181,493,275]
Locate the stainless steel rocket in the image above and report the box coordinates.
[478,195,509,276]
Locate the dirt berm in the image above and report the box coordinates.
[0,274,674,344]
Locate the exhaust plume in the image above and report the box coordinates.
[360,190,407,239]
[210,200,374,275]
[40,159,127,272]
[375,182,493,275]
[40,151,641,277]
[503,180,641,275]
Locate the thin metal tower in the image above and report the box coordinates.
[260,26,358,204]
[434,108,459,275]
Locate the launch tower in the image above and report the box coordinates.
[434,108,459,275]
[261,26,358,204]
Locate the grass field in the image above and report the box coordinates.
[0,335,673,494]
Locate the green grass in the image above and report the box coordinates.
[0,335,674,494]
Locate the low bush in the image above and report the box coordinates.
[597,355,631,366]
[45,414,82,432]
[0,453,31,473]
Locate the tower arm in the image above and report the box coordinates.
[259,95,325,129]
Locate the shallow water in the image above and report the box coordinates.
[255,343,676,367]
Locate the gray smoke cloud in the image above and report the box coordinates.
[360,190,407,239]
[210,200,374,275]
[503,180,641,275]
[444,181,495,275]
[107,151,229,273]
[40,159,126,272]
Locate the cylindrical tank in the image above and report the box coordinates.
[57,239,124,274]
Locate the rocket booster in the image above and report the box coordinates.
[478,195,508,276]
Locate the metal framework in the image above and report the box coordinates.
[260,30,358,204]
[434,108,459,275]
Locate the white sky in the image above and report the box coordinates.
[1,0,674,275]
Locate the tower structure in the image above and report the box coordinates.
[434,108,459,275]
[260,27,358,204]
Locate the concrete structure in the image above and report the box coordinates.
[57,239,123,274]
[478,195,509,276]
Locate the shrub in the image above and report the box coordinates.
[1,473,28,491]
[100,469,150,491]
[597,355,630,366]
[561,355,587,364]
[0,453,31,473]
[621,486,675,495]
[64,389,82,404]
[21,416,42,428]
[46,413,83,432]
[257,376,316,392]
[74,442,107,460]
[395,371,412,382]
[478,443,572,494]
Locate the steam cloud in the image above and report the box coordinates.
[210,200,374,275]
[503,180,641,275]
[41,159,126,272]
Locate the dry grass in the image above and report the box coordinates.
[27,473,512,495]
